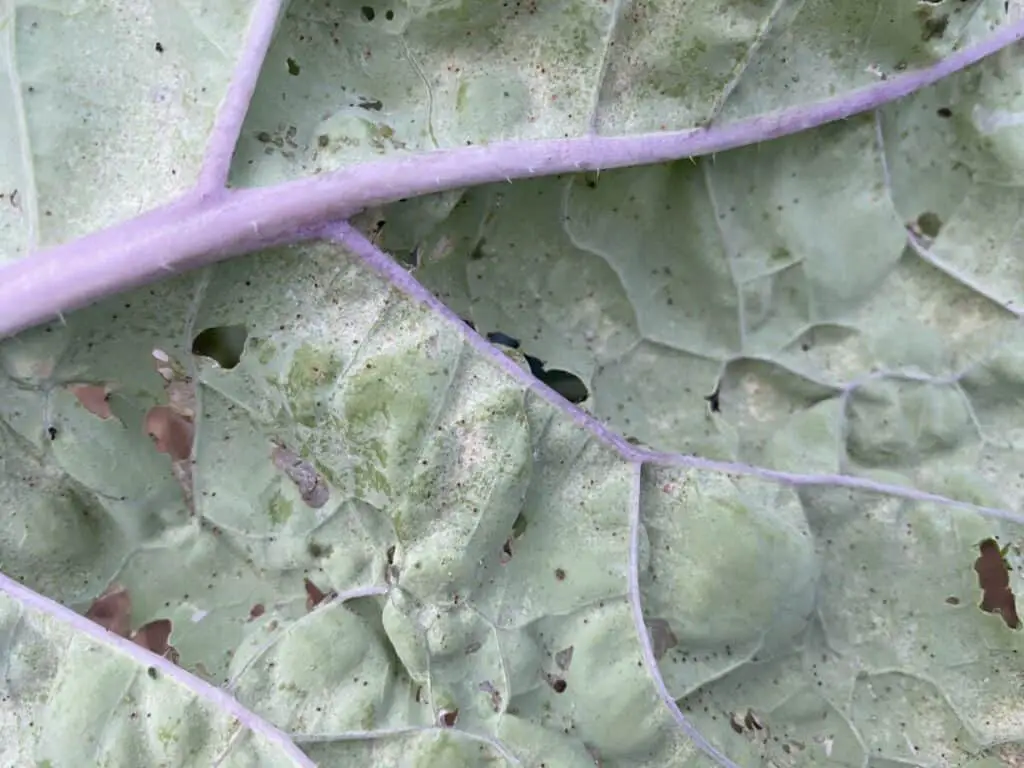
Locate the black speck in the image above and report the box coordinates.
[385,9,395,19]
[937,107,952,118]
[361,6,375,21]
[47,426,57,440]
[155,42,164,53]
[147,666,158,679]
[358,99,384,111]
[286,57,301,76]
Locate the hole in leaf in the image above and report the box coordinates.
[915,211,943,239]
[704,385,721,413]
[486,331,520,349]
[385,9,394,20]
[544,673,567,693]
[191,325,248,369]
[539,368,588,404]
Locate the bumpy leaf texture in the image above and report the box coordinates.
[2,0,1024,766]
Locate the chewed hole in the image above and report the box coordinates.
[191,325,248,369]
[539,368,588,404]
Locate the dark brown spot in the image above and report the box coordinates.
[439,708,458,727]
[974,538,1020,628]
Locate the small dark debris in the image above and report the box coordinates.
[438,708,458,727]
[974,538,1020,629]
[704,386,721,413]
[357,99,384,111]
[385,9,394,19]
[554,568,566,581]
[286,57,301,76]
[154,42,164,53]
[249,604,265,621]
[945,596,960,605]
[256,131,272,143]
[147,666,158,679]
[937,107,952,118]
[47,426,57,440]
[317,134,329,148]
[361,5,375,20]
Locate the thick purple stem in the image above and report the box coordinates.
[198,0,286,192]
[1,21,1022,338]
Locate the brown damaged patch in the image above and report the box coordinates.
[69,384,115,420]
[149,349,197,512]
[84,584,180,663]
[144,406,194,461]
[303,577,336,611]
[974,538,1021,629]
